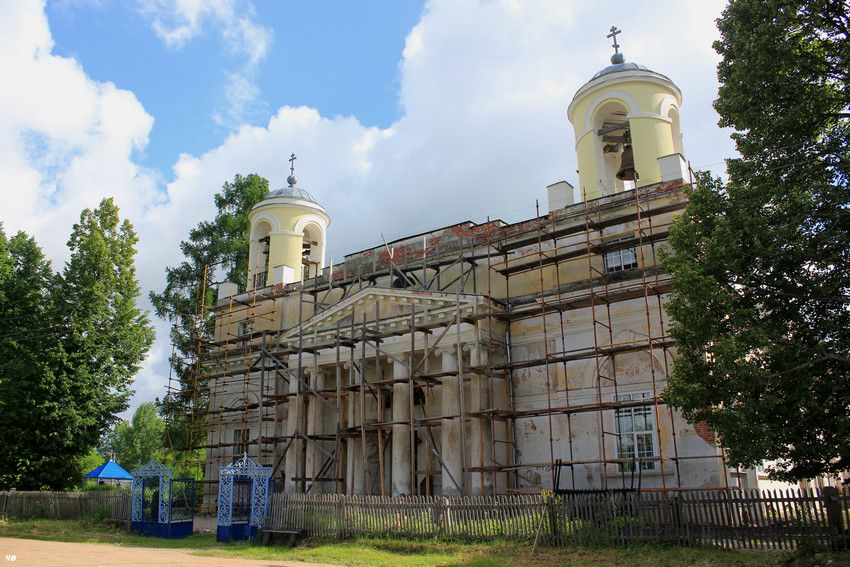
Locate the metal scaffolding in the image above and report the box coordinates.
[164,177,732,511]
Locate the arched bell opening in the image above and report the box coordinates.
[301,222,324,280]
[667,106,684,156]
[593,100,637,195]
[248,220,272,289]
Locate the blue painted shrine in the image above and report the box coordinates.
[216,454,272,542]
[131,460,194,538]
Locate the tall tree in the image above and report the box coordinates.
[663,1,850,481]
[103,402,165,472]
[0,200,153,490]
[150,173,268,454]
[57,198,155,446]
[0,229,66,488]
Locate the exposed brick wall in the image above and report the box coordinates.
[694,420,716,445]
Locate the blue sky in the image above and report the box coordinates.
[47,1,425,177]
[1,1,735,413]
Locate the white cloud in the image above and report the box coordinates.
[0,0,159,262]
[136,0,272,126]
[0,0,163,415]
[211,71,262,128]
[0,0,736,416]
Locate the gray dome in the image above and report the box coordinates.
[591,61,652,80]
[263,186,320,205]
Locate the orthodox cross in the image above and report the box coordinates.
[289,153,297,176]
[607,26,622,55]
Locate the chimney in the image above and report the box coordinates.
[547,180,575,213]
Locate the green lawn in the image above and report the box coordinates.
[0,516,839,566]
[0,516,217,549]
[197,537,788,566]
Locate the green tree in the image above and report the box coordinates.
[663,1,850,481]
[75,449,107,489]
[150,173,268,455]
[0,229,67,488]
[104,402,165,472]
[0,199,154,490]
[56,198,156,455]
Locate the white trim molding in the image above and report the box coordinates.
[250,213,280,234]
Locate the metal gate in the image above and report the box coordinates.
[216,454,271,541]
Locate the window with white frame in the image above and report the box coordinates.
[603,246,638,273]
[237,321,252,347]
[232,428,250,459]
[615,392,656,472]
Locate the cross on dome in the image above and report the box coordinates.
[287,153,297,187]
[607,26,625,64]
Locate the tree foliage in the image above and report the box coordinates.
[75,449,106,489]
[150,174,268,454]
[0,199,154,490]
[663,0,850,481]
[58,198,156,443]
[0,230,65,488]
[102,402,165,473]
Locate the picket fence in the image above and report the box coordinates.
[3,487,849,550]
[267,488,850,550]
[0,490,131,521]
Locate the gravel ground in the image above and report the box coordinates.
[0,537,337,567]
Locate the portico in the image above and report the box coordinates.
[273,287,503,496]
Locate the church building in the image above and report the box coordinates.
[198,31,733,505]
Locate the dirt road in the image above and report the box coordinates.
[0,538,338,567]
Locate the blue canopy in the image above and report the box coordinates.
[84,459,133,480]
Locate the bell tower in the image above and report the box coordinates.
[246,154,331,288]
[568,27,686,201]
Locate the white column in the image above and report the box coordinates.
[440,348,463,496]
[469,346,493,495]
[273,371,288,491]
[305,369,326,491]
[284,368,305,493]
[345,363,363,494]
[391,358,412,496]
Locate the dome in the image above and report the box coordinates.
[262,186,320,205]
[591,60,652,80]
[571,57,678,105]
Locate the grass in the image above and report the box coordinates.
[0,516,835,566]
[198,537,792,566]
[0,516,217,549]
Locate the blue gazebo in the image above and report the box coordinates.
[84,459,133,483]
[131,460,195,538]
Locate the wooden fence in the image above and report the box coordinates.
[0,491,131,521]
[267,487,850,550]
[4,487,848,550]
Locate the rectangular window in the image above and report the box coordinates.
[603,247,638,273]
[232,428,249,459]
[237,321,252,347]
[615,392,656,472]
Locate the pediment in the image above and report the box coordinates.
[282,287,490,344]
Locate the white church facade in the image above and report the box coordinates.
[198,34,747,503]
